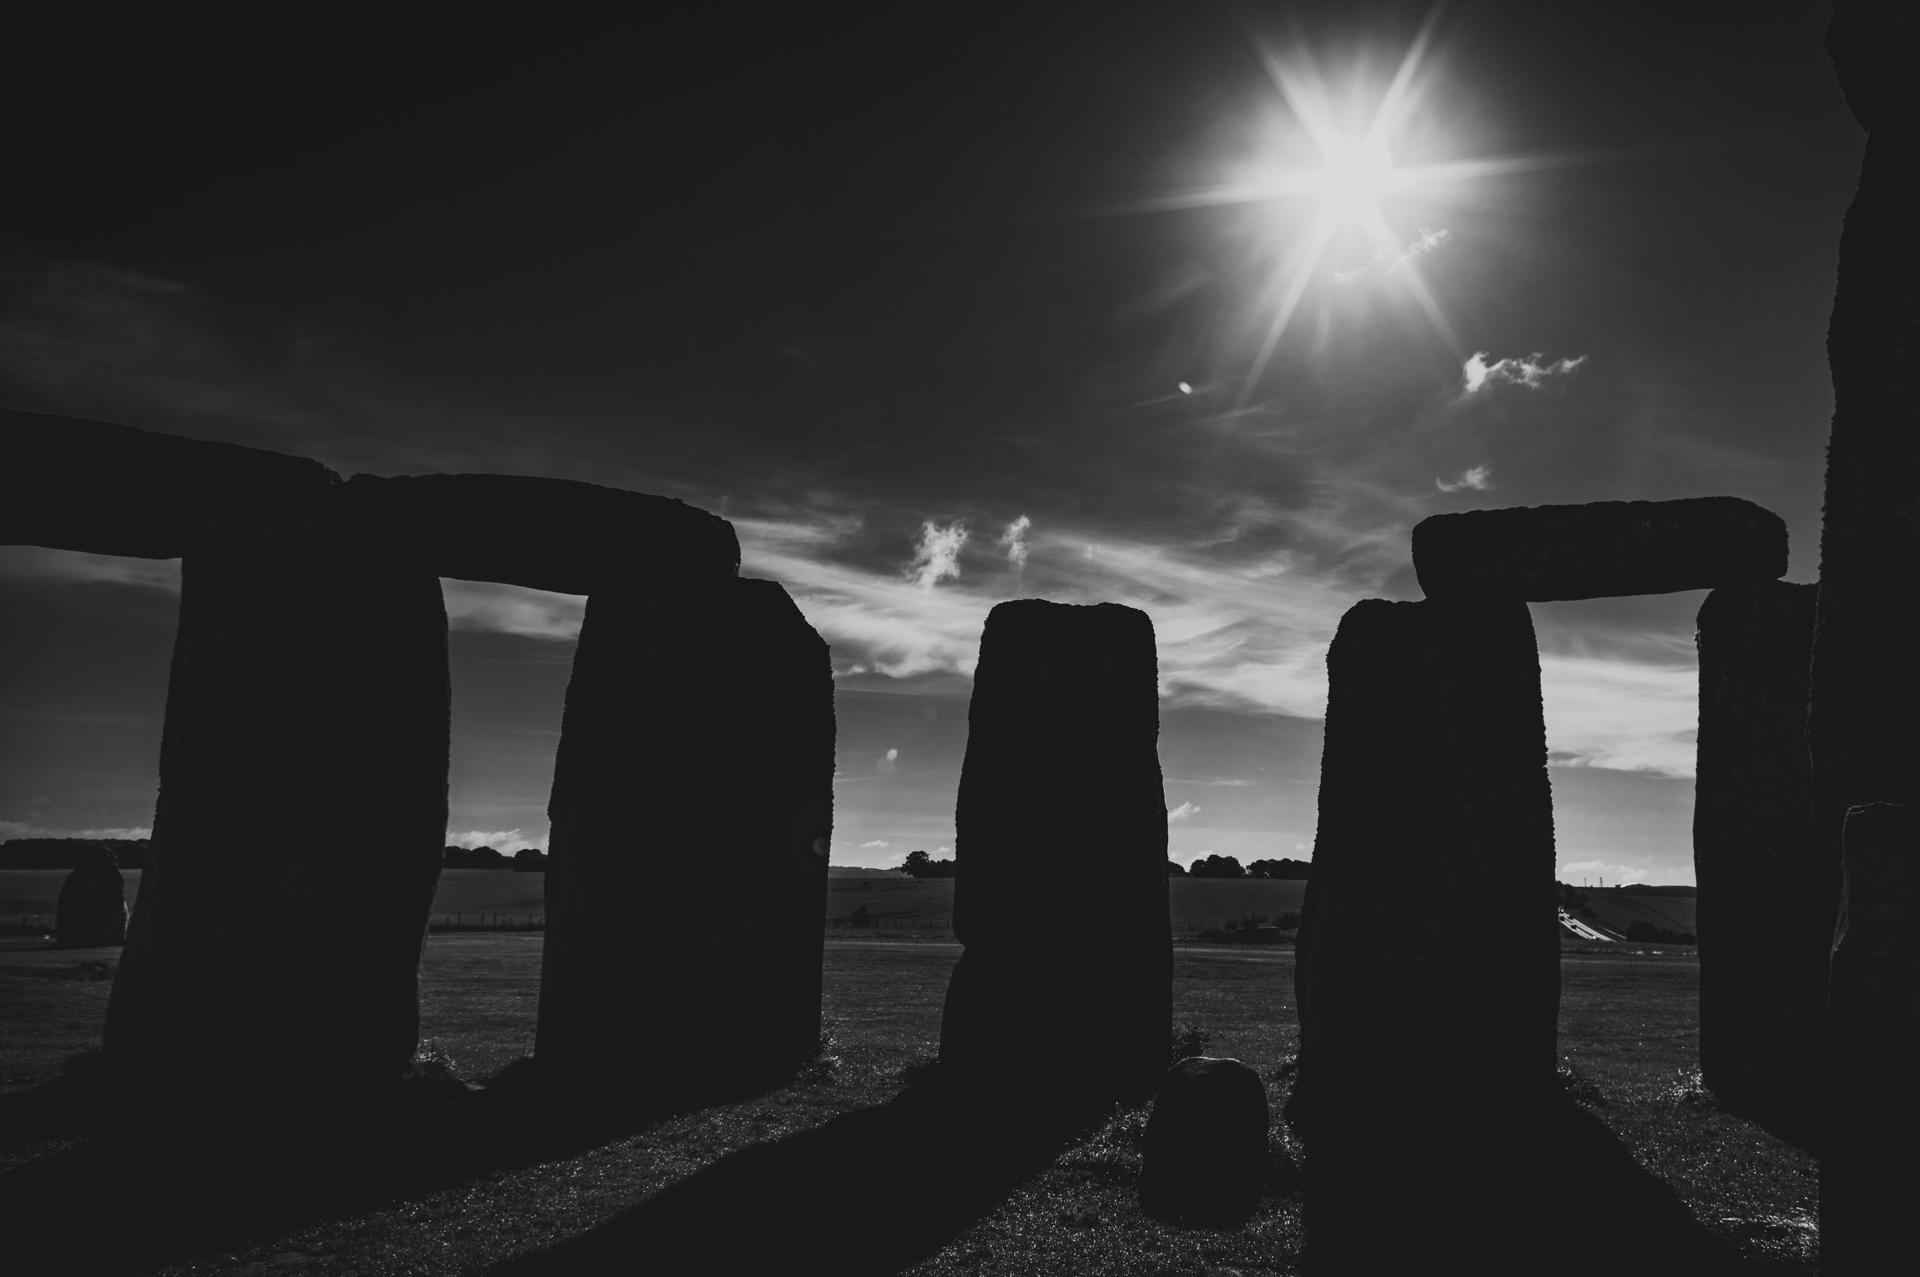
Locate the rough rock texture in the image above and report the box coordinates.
[536,577,833,1099]
[1140,1056,1271,1226]
[54,846,128,947]
[1810,0,1920,889]
[1412,497,1787,601]
[1295,596,1559,1108]
[1693,581,1830,1150]
[103,532,449,1116]
[1822,802,1920,1274]
[344,472,740,595]
[939,600,1170,1108]
[0,409,340,559]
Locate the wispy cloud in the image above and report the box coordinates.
[1168,801,1202,823]
[1539,653,1697,777]
[997,515,1032,570]
[446,828,546,852]
[907,520,969,589]
[858,838,891,849]
[1463,351,1588,393]
[0,546,182,592]
[1332,226,1451,284]
[1435,464,1494,493]
[441,580,585,640]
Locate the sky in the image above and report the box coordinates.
[0,2,1862,884]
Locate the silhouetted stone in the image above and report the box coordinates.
[54,846,127,947]
[0,409,340,559]
[344,473,740,595]
[1809,2,1920,908]
[1693,580,1830,1150]
[1412,497,1787,601]
[1295,596,1558,1113]
[104,530,449,1117]
[939,600,1170,1109]
[536,577,833,1099]
[1140,1056,1270,1226]
[1822,802,1920,1275]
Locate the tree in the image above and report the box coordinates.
[1189,854,1245,879]
[1166,859,1188,877]
[902,850,931,877]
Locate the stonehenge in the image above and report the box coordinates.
[5,408,832,1121]
[1692,581,1828,1149]
[940,600,1171,1107]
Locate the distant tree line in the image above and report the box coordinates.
[1170,855,1312,880]
[444,846,548,872]
[899,850,956,878]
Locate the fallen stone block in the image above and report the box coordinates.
[1412,497,1787,600]
[1140,1056,1272,1226]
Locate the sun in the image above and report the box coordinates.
[1308,132,1399,228]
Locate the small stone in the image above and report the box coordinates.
[54,846,127,947]
[1140,1056,1271,1226]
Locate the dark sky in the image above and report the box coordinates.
[0,2,1861,882]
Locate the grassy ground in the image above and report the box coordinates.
[0,930,1816,1274]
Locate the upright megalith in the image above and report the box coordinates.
[1412,497,1787,601]
[104,526,450,1116]
[0,409,340,558]
[1295,595,1558,1104]
[536,577,833,1099]
[1693,581,1829,1149]
[345,472,741,594]
[939,600,1170,1108]
[1822,802,1920,1275]
[54,846,128,947]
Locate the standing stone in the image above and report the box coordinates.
[1140,1056,1272,1226]
[54,846,128,947]
[104,532,449,1118]
[1412,498,1788,602]
[1822,802,1920,1274]
[1295,595,1559,1105]
[939,600,1170,1108]
[1693,580,1830,1149]
[536,577,834,1100]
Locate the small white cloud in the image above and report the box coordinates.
[877,747,899,776]
[1168,801,1202,824]
[1463,351,1588,394]
[997,515,1033,571]
[907,520,969,589]
[1435,465,1495,494]
[936,844,953,854]
[859,839,891,849]
[1178,381,1193,395]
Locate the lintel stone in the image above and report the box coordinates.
[1413,496,1787,601]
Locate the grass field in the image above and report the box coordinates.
[0,922,1816,1274]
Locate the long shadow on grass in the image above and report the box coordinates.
[1289,1075,1768,1275]
[493,1068,1076,1276]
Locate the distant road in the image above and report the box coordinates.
[1559,909,1617,942]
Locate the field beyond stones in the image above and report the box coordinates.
[0,868,1815,1275]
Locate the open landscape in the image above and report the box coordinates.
[0,867,1811,1275]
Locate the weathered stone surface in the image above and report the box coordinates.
[1295,596,1558,1107]
[54,846,127,947]
[536,577,833,1098]
[1140,1056,1271,1225]
[1412,497,1787,601]
[1822,802,1920,1274]
[939,600,1170,1107]
[344,473,740,594]
[103,533,449,1115]
[1693,580,1830,1150]
[0,409,340,559]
